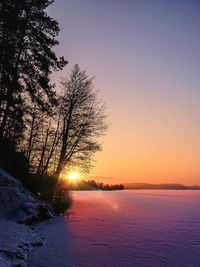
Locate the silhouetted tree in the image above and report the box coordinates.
[0,0,67,163]
[54,65,107,181]
[0,2,109,213]
[74,179,124,191]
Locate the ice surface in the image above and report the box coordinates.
[28,190,200,267]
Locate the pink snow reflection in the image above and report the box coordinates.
[64,190,200,267]
[69,190,200,221]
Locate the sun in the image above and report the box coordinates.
[67,171,80,182]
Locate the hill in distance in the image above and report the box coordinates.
[123,183,200,190]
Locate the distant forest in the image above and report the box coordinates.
[124,183,200,190]
[68,180,124,191]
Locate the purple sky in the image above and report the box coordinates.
[49,0,200,184]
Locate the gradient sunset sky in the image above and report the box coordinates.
[49,0,200,185]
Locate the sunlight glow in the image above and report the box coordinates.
[67,171,80,182]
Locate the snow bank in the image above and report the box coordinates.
[0,219,44,267]
[0,168,53,266]
[0,168,53,223]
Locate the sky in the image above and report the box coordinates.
[49,0,200,185]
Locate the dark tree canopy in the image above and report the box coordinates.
[0,2,108,208]
[0,0,67,145]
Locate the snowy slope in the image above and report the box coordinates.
[0,168,53,223]
[0,168,53,266]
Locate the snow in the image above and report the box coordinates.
[28,190,200,267]
[0,219,44,267]
[0,168,53,223]
[2,169,200,267]
[0,168,52,266]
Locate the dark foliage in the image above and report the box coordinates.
[70,179,124,191]
[0,1,107,215]
[0,138,29,184]
[0,0,67,155]
[52,182,73,215]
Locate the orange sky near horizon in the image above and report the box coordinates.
[90,106,200,185]
[49,1,200,185]
[89,73,200,185]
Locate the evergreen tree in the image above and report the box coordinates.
[0,0,67,155]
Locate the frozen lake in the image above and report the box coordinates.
[29,190,200,266]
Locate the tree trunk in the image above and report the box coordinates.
[41,112,61,176]
[0,93,11,144]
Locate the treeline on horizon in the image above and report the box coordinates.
[68,180,124,191]
[0,1,107,213]
[124,183,200,190]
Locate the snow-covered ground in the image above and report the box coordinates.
[0,168,52,267]
[0,219,44,267]
[28,190,200,267]
[2,170,200,267]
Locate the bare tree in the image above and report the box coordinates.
[54,64,107,181]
